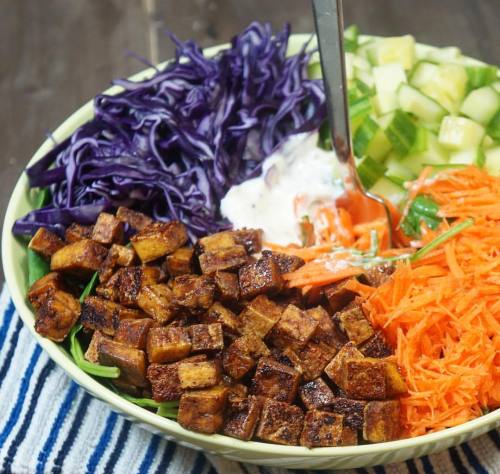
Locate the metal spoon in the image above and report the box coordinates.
[312,0,394,246]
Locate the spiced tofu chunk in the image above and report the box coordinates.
[213,271,240,304]
[100,244,136,283]
[131,221,188,263]
[178,360,221,390]
[223,396,263,441]
[147,326,191,363]
[300,411,357,447]
[137,284,176,324]
[361,263,395,287]
[239,295,282,339]
[28,227,65,258]
[198,231,237,252]
[116,206,153,232]
[359,332,393,358]
[384,361,407,397]
[51,239,108,276]
[92,212,124,245]
[324,342,364,387]
[178,386,228,434]
[28,272,64,310]
[189,324,224,353]
[81,296,126,336]
[223,335,270,380]
[363,400,400,442]
[255,399,304,446]
[338,305,374,345]
[84,330,107,364]
[249,357,301,403]
[324,279,358,313]
[307,305,346,353]
[64,223,93,243]
[165,247,194,276]
[232,228,263,253]
[299,378,336,411]
[343,358,387,399]
[203,302,240,335]
[239,258,283,299]
[261,250,304,274]
[35,290,80,342]
[115,318,154,350]
[114,266,161,307]
[268,304,318,351]
[172,274,215,313]
[199,245,248,274]
[330,398,367,430]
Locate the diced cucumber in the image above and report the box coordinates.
[485,146,500,176]
[353,55,372,73]
[482,135,495,149]
[460,86,500,125]
[344,25,360,53]
[353,116,392,160]
[410,61,440,89]
[397,83,446,123]
[308,61,322,80]
[370,176,406,205]
[382,110,417,156]
[349,95,373,131]
[491,81,500,94]
[449,147,486,167]
[385,153,417,182]
[438,116,485,150]
[487,109,500,141]
[355,70,374,88]
[373,63,407,114]
[422,46,462,64]
[401,131,448,174]
[466,65,498,90]
[368,35,416,70]
[356,40,376,62]
[357,156,387,189]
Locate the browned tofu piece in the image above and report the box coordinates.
[343,358,387,399]
[324,279,358,313]
[249,357,301,403]
[239,258,283,300]
[116,206,153,232]
[214,271,240,304]
[177,386,228,434]
[299,378,336,411]
[261,250,305,274]
[268,304,318,351]
[64,223,93,243]
[81,296,123,336]
[225,382,248,403]
[239,295,282,338]
[359,332,393,358]
[189,323,224,353]
[203,302,240,335]
[330,398,367,430]
[99,244,136,283]
[198,231,237,252]
[146,326,191,363]
[338,305,374,345]
[28,227,65,258]
[199,245,248,274]
[172,274,215,312]
[50,239,108,276]
[324,342,364,387]
[232,228,263,253]
[223,396,263,441]
[361,263,395,287]
[283,342,333,381]
[255,399,304,445]
[111,379,142,397]
[363,400,400,442]
[165,247,194,276]
[111,266,161,307]
[384,361,407,397]
[131,221,188,263]
[300,410,357,447]
[137,284,176,324]
[85,330,107,364]
[223,335,270,380]
[114,318,154,350]
[27,272,64,310]
[178,360,221,390]
[307,305,346,353]
[91,212,124,245]
[98,338,148,387]
[35,290,80,342]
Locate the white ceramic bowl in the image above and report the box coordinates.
[3,34,499,470]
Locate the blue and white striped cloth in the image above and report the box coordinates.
[0,285,498,474]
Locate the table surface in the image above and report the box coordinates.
[2,0,499,282]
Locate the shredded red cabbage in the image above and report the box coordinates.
[13,23,326,239]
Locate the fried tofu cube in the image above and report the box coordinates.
[198,232,237,252]
[249,357,301,403]
[114,318,153,350]
[223,396,263,441]
[111,379,142,397]
[178,386,228,434]
[137,284,176,324]
[98,338,148,387]
[361,263,395,287]
[343,358,387,399]
[359,332,393,358]
[116,206,153,232]
[261,250,304,274]
[239,258,283,300]
[112,266,161,307]
[99,244,136,282]
[330,398,367,430]
[299,378,336,411]
[146,326,191,363]
[324,279,358,313]
[338,305,374,345]
[165,247,194,276]
[172,274,215,312]
[268,304,319,351]
[239,295,282,338]
[28,272,64,310]
[363,400,400,442]
[28,227,65,258]
[214,271,240,304]
[225,382,249,403]
[131,221,188,263]
[223,335,270,380]
[255,399,304,446]
[203,302,240,335]
[301,411,357,448]
[35,290,80,342]
[189,323,224,353]
[178,360,221,390]
[64,223,93,243]
[199,245,248,274]
[384,361,407,397]
[232,228,263,253]
[80,296,126,336]
[50,239,108,276]
[84,330,107,364]
[283,342,333,381]
[324,342,364,387]
[91,212,124,245]
[307,306,346,353]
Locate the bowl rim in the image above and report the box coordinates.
[2,33,499,459]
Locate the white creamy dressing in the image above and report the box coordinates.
[220,132,344,245]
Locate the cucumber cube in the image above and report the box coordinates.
[449,148,486,167]
[385,153,417,182]
[373,63,407,114]
[369,35,416,70]
[438,116,485,150]
[357,156,387,189]
[398,84,446,123]
[485,147,500,176]
[382,110,417,155]
[460,86,500,125]
[466,65,498,90]
[401,131,448,174]
[370,177,406,205]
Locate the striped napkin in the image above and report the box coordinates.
[0,285,498,474]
